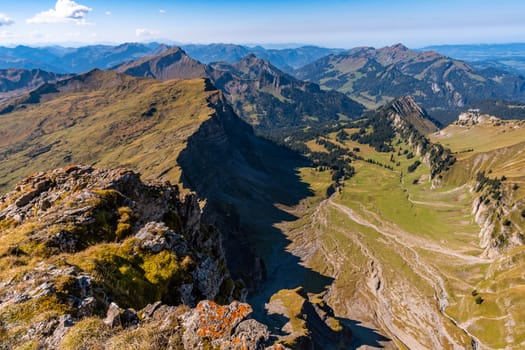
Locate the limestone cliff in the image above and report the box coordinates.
[472,171,524,257]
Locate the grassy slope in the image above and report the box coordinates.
[431,119,525,347]
[279,123,525,349]
[0,73,215,192]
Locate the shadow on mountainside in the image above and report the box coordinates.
[345,319,391,349]
[177,102,390,348]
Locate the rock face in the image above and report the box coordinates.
[388,95,440,135]
[0,165,250,349]
[471,172,525,257]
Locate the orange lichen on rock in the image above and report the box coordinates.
[194,300,252,338]
[181,300,269,349]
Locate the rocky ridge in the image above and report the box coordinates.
[0,68,67,103]
[207,54,365,132]
[0,165,274,349]
[362,96,455,179]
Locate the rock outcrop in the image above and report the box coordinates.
[388,95,440,135]
[0,165,257,349]
[182,300,269,349]
[471,171,525,257]
[456,110,500,126]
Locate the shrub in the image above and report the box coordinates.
[115,206,133,241]
[407,160,421,173]
[475,296,484,305]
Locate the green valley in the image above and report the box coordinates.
[267,106,525,348]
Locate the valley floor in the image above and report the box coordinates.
[251,136,525,349]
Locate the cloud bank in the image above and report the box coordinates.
[27,0,92,25]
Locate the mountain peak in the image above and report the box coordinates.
[235,54,275,72]
[238,53,263,65]
[162,45,185,55]
[114,45,207,80]
[388,43,410,52]
[388,95,426,117]
[385,96,439,134]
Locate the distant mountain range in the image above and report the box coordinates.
[1,42,525,127]
[295,43,525,124]
[181,44,343,73]
[0,43,342,75]
[423,43,525,76]
[0,43,168,73]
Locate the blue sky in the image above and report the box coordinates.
[0,0,524,48]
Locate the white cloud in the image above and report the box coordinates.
[0,13,14,26]
[27,0,92,25]
[136,28,158,38]
[105,11,112,16]
[159,9,167,14]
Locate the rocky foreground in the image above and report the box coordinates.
[0,166,268,349]
[0,166,351,349]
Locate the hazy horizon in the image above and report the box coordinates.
[2,40,525,51]
[0,0,524,48]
